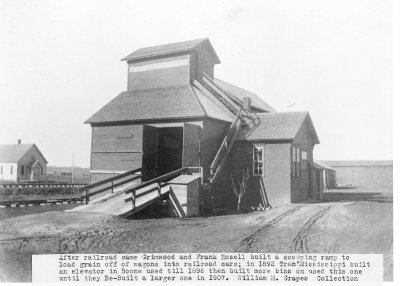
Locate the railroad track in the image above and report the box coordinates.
[0,183,87,207]
[0,183,86,189]
[0,197,84,208]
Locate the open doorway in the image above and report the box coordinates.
[142,126,183,181]
[156,127,183,176]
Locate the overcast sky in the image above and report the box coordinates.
[0,0,393,167]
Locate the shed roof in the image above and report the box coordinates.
[122,38,221,63]
[238,111,319,143]
[322,160,393,167]
[0,144,48,164]
[213,78,275,113]
[313,160,335,170]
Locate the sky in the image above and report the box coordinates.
[0,0,394,167]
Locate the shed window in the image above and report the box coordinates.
[21,166,24,175]
[253,146,264,176]
[291,146,301,177]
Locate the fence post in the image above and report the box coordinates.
[84,190,89,204]
[133,189,136,209]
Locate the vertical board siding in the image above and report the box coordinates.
[183,123,201,167]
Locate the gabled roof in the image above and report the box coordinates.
[0,144,48,164]
[122,38,221,63]
[322,160,393,167]
[85,84,233,124]
[213,78,275,113]
[238,111,319,143]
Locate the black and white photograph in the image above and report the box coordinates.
[0,0,397,284]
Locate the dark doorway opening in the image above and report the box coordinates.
[156,127,183,177]
[142,126,183,181]
[307,163,312,199]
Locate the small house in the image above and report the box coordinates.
[85,38,320,214]
[0,140,48,183]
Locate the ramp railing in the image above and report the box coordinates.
[80,168,142,204]
[209,108,243,183]
[124,167,188,204]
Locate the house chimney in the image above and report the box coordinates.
[242,97,252,110]
[18,139,21,145]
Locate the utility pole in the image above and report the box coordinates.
[72,153,74,184]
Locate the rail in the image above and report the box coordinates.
[124,167,188,205]
[81,168,142,203]
[0,196,83,207]
[203,73,251,115]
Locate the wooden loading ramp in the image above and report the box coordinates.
[69,168,194,217]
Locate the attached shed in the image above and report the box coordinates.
[85,38,320,214]
[220,111,320,209]
[0,141,48,183]
[314,160,337,189]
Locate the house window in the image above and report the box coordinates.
[291,145,301,177]
[21,166,24,175]
[253,146,264,176]
[0,165,2,174]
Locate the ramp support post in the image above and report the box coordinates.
[84,190,89,204]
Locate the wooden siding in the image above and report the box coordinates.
[216,142,292,210]
[291,118,315,202]
[128,54,190,90]
[91,125,143,182]
[183,123,201,167]
[18,147,47,182]
[190,41,216,81]
[201,118,230,176]
[263,143,291,206]
[0,163,18,182]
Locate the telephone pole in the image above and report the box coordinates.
[72,153,74,184]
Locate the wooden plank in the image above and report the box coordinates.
[169,189,185,217]
[142,125,158,181]
[125,167,187,195]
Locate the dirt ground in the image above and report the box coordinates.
[0,187,393,282]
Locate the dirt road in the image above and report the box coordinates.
[0,198,393,282]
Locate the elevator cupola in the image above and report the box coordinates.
[122,38,221,91]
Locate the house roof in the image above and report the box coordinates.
[85,84,233,124]
[121,38,221,63]
[322,160,393,167]
[213,78,275,113]
[238,111,319,143]
[0,144,48,164]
